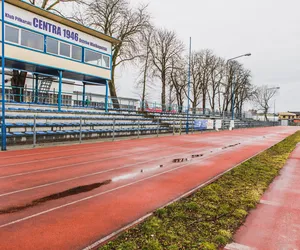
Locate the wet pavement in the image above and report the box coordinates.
[226,143,300,250]
[0,127,298,250]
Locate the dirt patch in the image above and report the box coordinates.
[0,180,111,215]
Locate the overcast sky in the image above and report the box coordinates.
[110,0,300,112]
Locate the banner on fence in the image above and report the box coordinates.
[215,120,222,130]
[207,119,214,130]
[194,120,207,130]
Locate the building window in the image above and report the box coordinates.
[5,25,19,44]
[84,49,110,68]
[21,29,44,51]
[46,38,82,61]
[46,37,59,55]
[60,42,71,57]
[85,49,102,66]
[103,55,110,68]
[72,45,82,61]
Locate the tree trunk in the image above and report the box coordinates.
[161,72,166,111]
[218,86,222,113]
[141,65,147,111]
[168,85,173,112]
[109,65,120,109]
[141,46,150,111]
[202,89,206,114]
[177,95,183,113]
[211,89,216,113]
[192,101,197,114]
[264,111,269,122]
[11,70,27,102]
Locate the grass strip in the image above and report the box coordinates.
[99,131,300,250]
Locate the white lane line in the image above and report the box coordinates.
[1,129,199,160]
[0,137,212,168]
[0,143,105,160]
[0,156,217,229]
[0,133,168,160]
[260,199,282,207]
[0,146,151,168]
[0,144,214,179]
[0,139,263,229]
[0,135,272,186]
[224,242,256,250]
[81,135,286,250]
[0,126,277,166]
[0,132,288,230]
[0,148,216,196]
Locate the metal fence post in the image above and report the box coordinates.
[180,120,182,135]
[157,119,159,137]
[173,120,175,135]
[33,115,36,148]
[79,116,82,143]
[138,118,140,139]
[192,118,194,134]
[113,118,115,141]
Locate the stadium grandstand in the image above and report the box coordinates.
[0,0,275,150]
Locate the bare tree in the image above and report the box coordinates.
[234,69,253,117]
[252,85,278,121]
[186,49,217,114]
[198,50,215,114]
[169,58,187,113]
[27,0,81,12]
[135,27,154,111]
[187,51,202,112]
[150,28,184,111]
[222,60,243,113]
[207,55,225,113]
[82,0,150,108]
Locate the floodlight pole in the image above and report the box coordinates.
[186,37,192,134]
[1,0,6,151]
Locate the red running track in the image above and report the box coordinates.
[0,127,298,250]
[225,141,300,250]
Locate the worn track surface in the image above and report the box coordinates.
[226,142,300,250]
[0,127,298,250]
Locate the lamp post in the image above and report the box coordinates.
[1,0,6,151]
[226,53,251,129]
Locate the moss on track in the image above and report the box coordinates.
[99,131,300,250]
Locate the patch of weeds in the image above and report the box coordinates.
[155,208,168,219]
[143,239,163,250]
[200,242,216,250]
[98,131,300,250]
[233,209,248,219]
[184,202,200,212]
